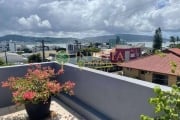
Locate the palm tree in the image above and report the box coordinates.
[170,36,176,46]
[176,36,180,44]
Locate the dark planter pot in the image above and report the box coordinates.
[25,97,51,120]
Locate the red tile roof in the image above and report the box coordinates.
[119,53,180,75]
[168,48,180,56]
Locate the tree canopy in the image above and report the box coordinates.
[153,27,163,52]
[0,58,5,66]
[28,53,42,63]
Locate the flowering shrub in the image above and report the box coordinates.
[1,64,75,104]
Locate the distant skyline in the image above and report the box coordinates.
[0,0,180,39]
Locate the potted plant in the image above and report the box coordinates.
[1,64,75,120]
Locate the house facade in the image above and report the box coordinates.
[119,48,180,86]
[122,67,177,86]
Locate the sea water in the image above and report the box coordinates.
[26,43,67,48]
[128,41,170,48]
[27,42,170,49]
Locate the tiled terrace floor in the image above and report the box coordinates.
[0,98,85,120]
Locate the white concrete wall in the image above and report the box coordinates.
[58,63,171,120]
[0,62,171,120]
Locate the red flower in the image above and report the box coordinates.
[1,64,75,104]
[1,81,9,87]
[57,69,64,75]
[23,91,36,101]
[47,82,61,94]
[63,81,75,95]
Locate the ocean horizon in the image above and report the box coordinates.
[27,41,170,49]
[128,41,170,48]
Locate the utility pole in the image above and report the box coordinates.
[42,40,45,62]
[4,45,8,64]
[4,50,7,64]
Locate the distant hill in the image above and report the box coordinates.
[0,34,76,43]
[82,34,168,43]
[0,34,169,44]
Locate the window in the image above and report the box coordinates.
[141,71,146,75]
[127,68,132,71]
[177,76,180,86]
[130,53,135,57]
[152,74,168,85]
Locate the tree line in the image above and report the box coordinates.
[152,27,180,51]
[169,36,180,48]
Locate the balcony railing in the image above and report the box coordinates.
[0,62,171,120]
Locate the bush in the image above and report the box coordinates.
[1,65,75,104]
[0,58,5,66]
[28,54,42,63]
[140,85,180,120]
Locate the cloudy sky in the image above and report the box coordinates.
[0,0,180,38]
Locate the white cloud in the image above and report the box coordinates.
[18,14,51,30]
[0,0,180,38]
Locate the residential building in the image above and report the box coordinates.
[9,40,16,53]
[0,41,8,52]
[141,47,153,56]
[22,50,58,61]
[66,42,89,56]
[110,45,142,63]
[164,48,180,57]
[66,43,80,55]
[119,49,180,86]
[109,37,127,48]
[0,52,27,64]
[32,45,49,52]
[99,42,110,49]
[0,40,17,53]
[93,49,112,60]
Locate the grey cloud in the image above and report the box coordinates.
[0,0,179,38]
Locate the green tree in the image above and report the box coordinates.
[89,47,100,53]
[80,47,100,56]
[28,54,42,63]
[22,48,32,53]
[84,47,100,53]
[0,58,5,66]
[89,42,93,47]
[153,27,163,52]
[54,47,66,52]
[141,86,180,120]
[170,36,176,45]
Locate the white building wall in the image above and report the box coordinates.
[9,40,16,53]
[0,41,8,52]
